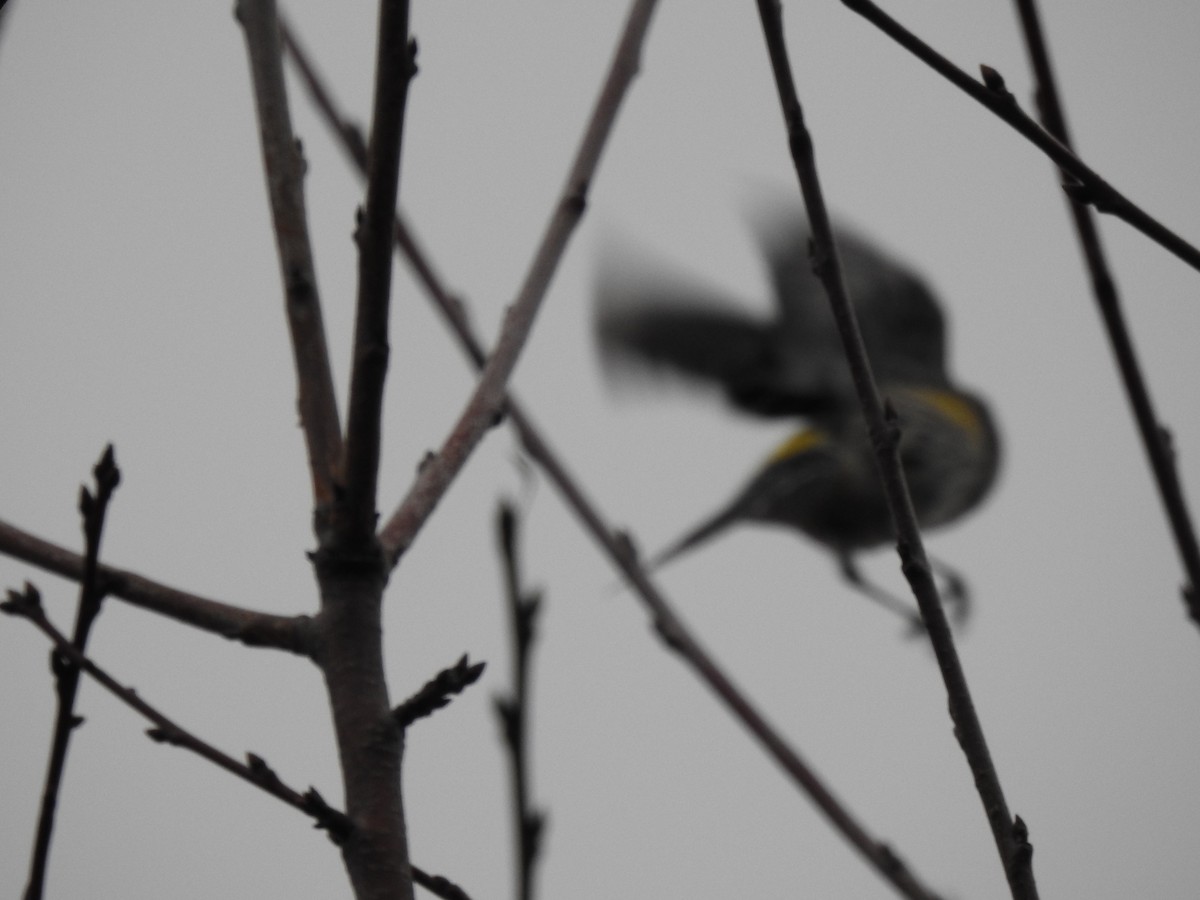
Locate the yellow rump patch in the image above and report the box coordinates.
[907,388,984,443]
[767,428,829,464]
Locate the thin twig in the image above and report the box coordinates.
[1010,0,1200,627]
[4,583,471,896]
[839,0,1200,275]
[24,447,120,900]
[375,0,658,567]
[284,17,946,900]
[0,517,315,654]
[277,21,482,376]
[392,654,486,729]
[410,869,474,900]
[755,3,1036,899]
[494,502,546,900]
[2,584,352,843]
[278,18,369,172]
[236,0,343,512]
[340,0,417,548]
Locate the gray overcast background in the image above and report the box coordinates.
[3,2,1200,898]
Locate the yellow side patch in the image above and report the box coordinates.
[908,388,983,444]
[767,428,829,464]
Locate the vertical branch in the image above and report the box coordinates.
[299,5,416,898]
[236,0,344,514]
[1011,0,1200,627]
[24,446,120,900]
[314,558,412,900]
[494,503,546,900]
[753,3,1038,899]
[341,0,417,548]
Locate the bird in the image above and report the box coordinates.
[594,206,1000,625]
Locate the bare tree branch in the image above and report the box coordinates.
[1010,0,1200,628]
[376,0,659,567]
[24,447,120,900]
[2,584,351,842]
[236,0,343,513]
[8,585,472,900]
[0,517,315,653]
[6,583,475,900]
[287,9,420,899]
[340,0,417,549]
[392,654,486,729]
[494,502,545,900]
[410,868,473,900]
[278,16,369,173]
[284,18,948,900]
[839,0,1200,275]
[755,3,1036,898]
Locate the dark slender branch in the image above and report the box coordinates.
[340,0,416,548]
[24,447,120,900]
[838,0,1200,275]
[629,531,945,900]
[72,447,120,643]
[236,0,343,514]
[494,502,546,900]
[278,17,369,172]
[6,583,473,900]
[277,21,494,376]
[279,22,482,385]
[285,22,945,900]
[755,4,1036,899]
[392,654,486,729]
[1010,0,1200,628]
[2,584,352,843]
[0,517,315,654]
[375,0,659,568]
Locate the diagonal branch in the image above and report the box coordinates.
[6,582,475,897]
[392,654,486,729]
[340,0,417,548]
[755,3,1036,898]
[0,517,315,654]
[1010,0,1200,628]
[236,0,343,513]
[375,0,659,567]
[3,583,351,843]
[839,0,1200,275]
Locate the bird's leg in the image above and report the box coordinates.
[837,554,925,635]
[928,555,971,627]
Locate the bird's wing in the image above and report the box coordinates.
[753,209,951,387]
[594,271,777,403]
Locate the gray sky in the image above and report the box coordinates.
[3,2,1200,898]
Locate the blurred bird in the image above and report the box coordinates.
[594,207,1000,624]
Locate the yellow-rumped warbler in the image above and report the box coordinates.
[595,207,1000,621]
